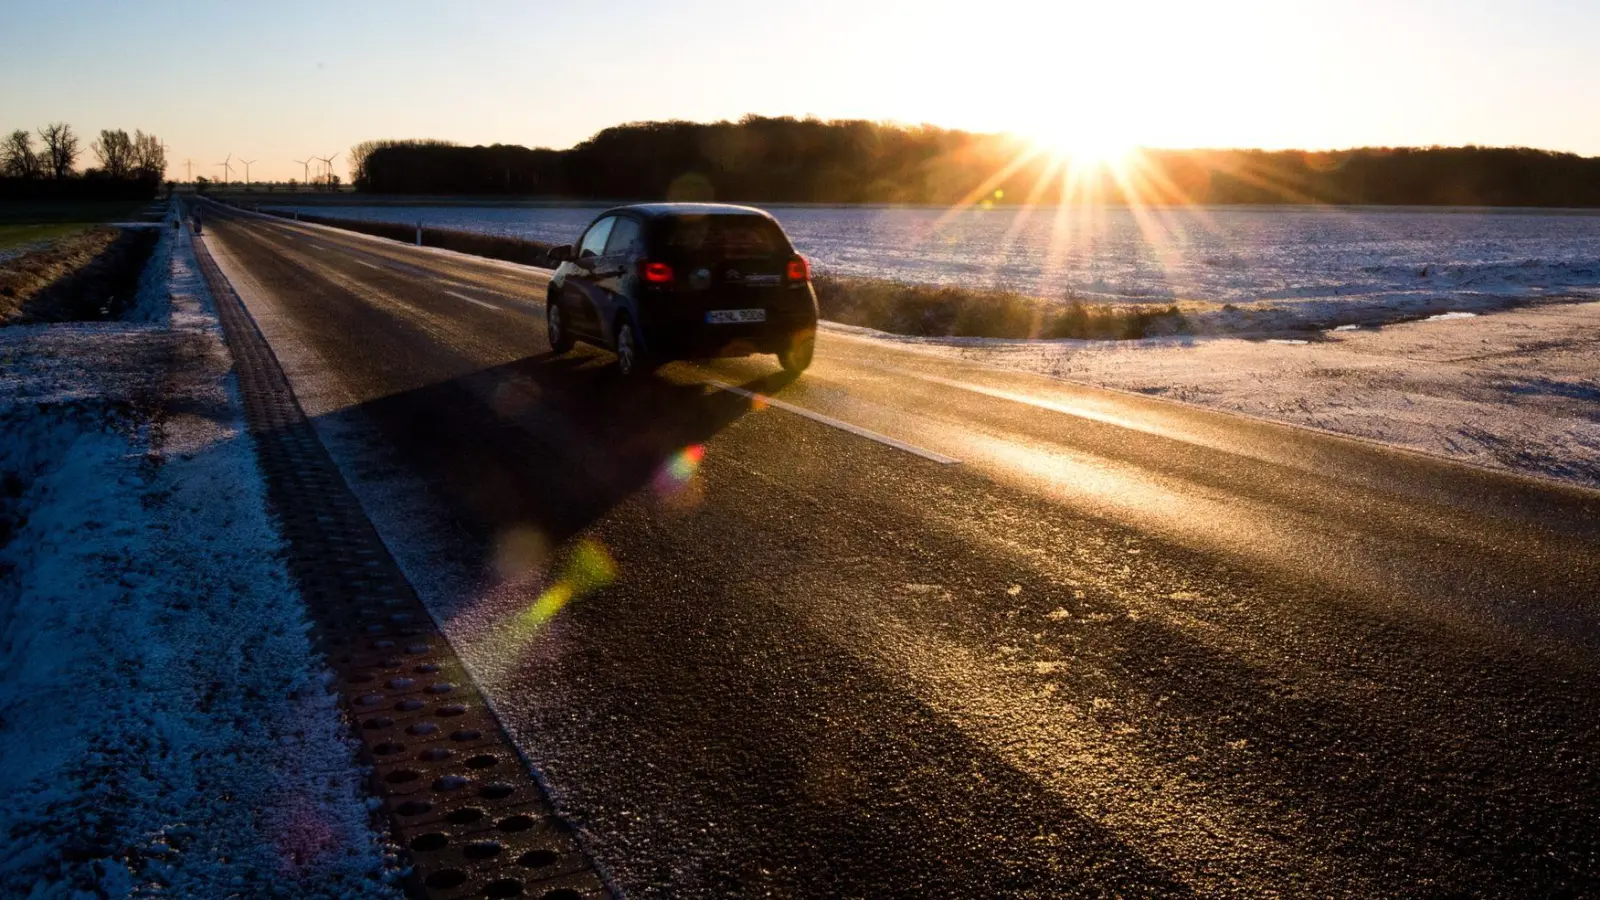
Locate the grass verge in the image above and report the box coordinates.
[814,276,1189,340]
[0,222,99,251]
[0,227,160,324]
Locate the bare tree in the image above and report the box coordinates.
[93,128,135,178]
[348,139,385,187]
[132,130,166,180]
[3,129,42,178]
[38,122,79,179]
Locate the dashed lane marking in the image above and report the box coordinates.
[444,289,498,310]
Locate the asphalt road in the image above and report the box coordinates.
[203,204,1600,898]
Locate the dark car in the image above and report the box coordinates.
[545,203,819,376]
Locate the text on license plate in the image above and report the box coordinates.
[706,309,766,324]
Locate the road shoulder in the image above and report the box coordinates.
[0,205,403,897]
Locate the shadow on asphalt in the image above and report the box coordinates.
[329,347,795,546]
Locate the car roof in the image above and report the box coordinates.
[598,202,775,221]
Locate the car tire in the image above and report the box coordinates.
[614,317,649,377]
[777,331,815,374]
[547,297,575,353]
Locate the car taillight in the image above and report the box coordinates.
[786,256,810,282]
[640,260,674,284]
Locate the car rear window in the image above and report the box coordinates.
[658,215,789,259]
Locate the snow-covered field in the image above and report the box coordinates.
[266,203,1600,320]
[830,299,1600,489]
[0,207,400,898]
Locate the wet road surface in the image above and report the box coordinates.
[203,204,1600,898]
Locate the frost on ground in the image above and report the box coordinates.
[0,206,400,898]
[830,299,1600,489]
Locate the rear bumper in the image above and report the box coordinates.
[637,288,817,359]
[643,321,816,358]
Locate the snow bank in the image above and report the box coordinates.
[122,203,180,324]
[0,212,400,898]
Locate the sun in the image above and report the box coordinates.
[1023,124,1139,174]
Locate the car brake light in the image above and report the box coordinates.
[640,260,674,284]
[786,256,810,282]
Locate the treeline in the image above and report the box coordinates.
[1,123,167,201]
[351,115,1600,207]
[347,138,558,194]
[1141,146,1600,207]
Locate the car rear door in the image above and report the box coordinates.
[561,215,615,337]
[592,215,645,338]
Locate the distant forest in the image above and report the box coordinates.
[350,116,1600,208]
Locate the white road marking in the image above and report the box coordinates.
[444,290,498,310]
[353,259,381,270]
[707,380,960,465]
[888,368,1171,438]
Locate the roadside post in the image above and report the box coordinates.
[416,221,423,246]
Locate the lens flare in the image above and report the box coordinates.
[653,444,705,496]
[518,538,616,628]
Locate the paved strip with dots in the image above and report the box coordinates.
[192,218,612,900]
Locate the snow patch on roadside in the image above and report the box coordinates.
[0,216,400,898]
[123,205,180,323]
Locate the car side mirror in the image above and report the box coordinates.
[547,244,573,264]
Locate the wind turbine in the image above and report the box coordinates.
[216,152,233,184]
[239,158,257,185]
[318,152,339,190]
[294,157,311,186]
[184,158,193,181]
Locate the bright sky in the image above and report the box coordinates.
[3,0,1598,182]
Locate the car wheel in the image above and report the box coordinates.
[777,331,815,374]
[547,297,574,352]
[615,317,648,377]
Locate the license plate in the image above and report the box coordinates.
[706,309,766,324]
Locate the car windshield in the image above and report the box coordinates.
[658,214,788,259]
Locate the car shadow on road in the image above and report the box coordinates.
[337,347,795,549]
